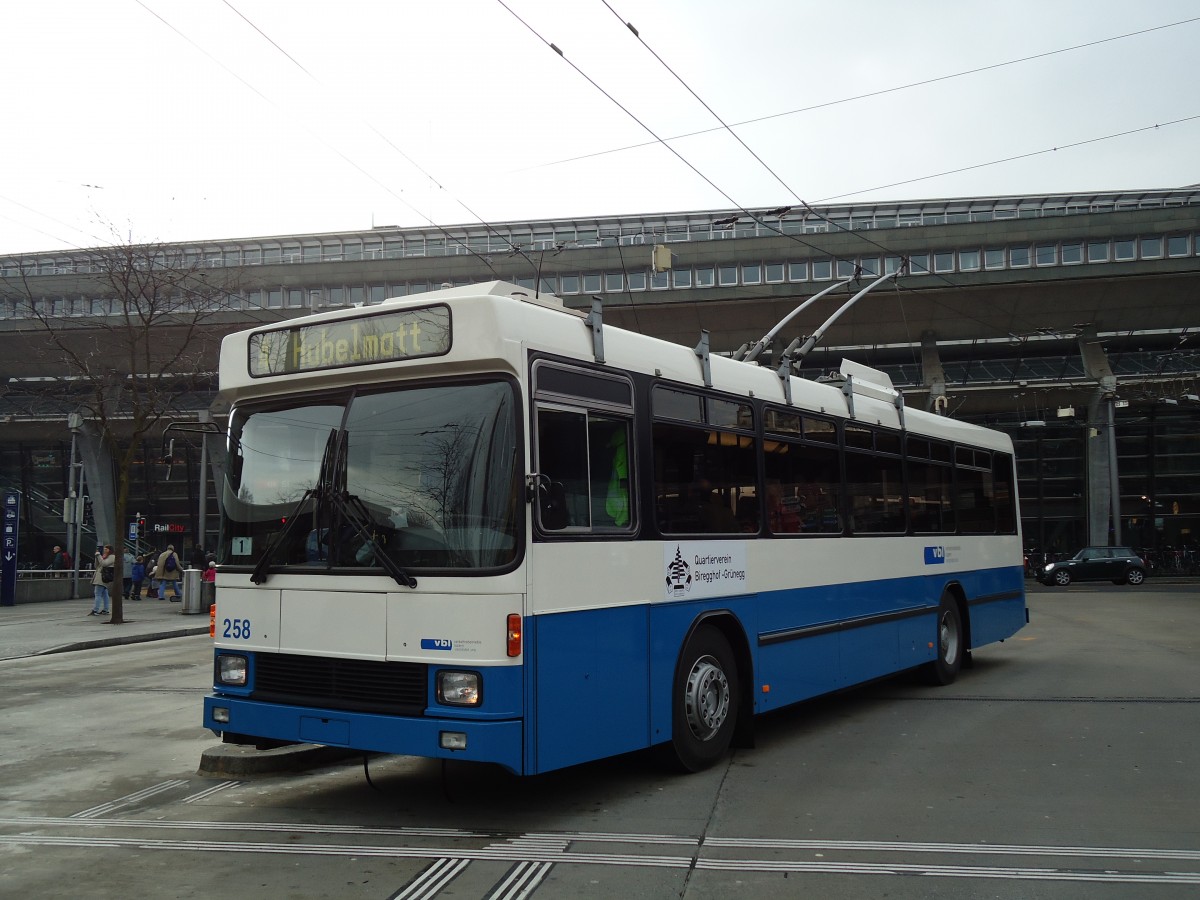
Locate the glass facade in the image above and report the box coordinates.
[0,438,220,570]
[1011,414,1200,573]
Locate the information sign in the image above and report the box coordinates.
[2,491,20,607]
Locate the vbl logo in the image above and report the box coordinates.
[924,546,946,565]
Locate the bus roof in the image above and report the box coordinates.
[218,281,1012,453]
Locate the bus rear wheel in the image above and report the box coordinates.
[669,626,739,772]
[924,595,964,686]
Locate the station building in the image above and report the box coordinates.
[2,186,1199,571]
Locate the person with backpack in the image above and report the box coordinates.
[48,545,71,577]
[154,544,183,601]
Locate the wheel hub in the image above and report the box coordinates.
[939,613,959,665]
[684,655,730,741]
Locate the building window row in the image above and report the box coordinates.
[3,233,1196,319]
[540,232,1197,294]
[5,193,1198,278]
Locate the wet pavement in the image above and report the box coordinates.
[0,594,209,660]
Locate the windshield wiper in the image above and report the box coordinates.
[251,428,417,589]
[250,428,338,585]
[327,430,417,589]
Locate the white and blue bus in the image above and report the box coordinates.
[204,281,1026,774]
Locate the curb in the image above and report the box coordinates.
[36,626,211,656]
[198,743,361,777]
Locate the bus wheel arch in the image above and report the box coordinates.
[667,613,752,772]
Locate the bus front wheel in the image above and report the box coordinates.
[669,626,739,772]
[925,595,964,686]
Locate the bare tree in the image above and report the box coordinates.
[1,232,239,623]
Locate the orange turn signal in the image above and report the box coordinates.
[506,614,522,658]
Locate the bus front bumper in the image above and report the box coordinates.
[203,695,524,774]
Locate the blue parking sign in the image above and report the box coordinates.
[2,492,19,607]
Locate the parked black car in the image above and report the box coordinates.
[1037,547,1148,586]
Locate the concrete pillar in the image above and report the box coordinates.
[73,421,116,552]
[1078,331,1119,545]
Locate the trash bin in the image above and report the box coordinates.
[181,568,204,614]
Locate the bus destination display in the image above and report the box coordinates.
[248,304,451,376]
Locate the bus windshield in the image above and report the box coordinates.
[219,380,520,573]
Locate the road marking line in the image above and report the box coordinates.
[4,818,1198,886]
[486,860,554,900]
[69,780,188,819]
[703,836,1200,860]
[180,780,242,804]
[389,857,470,900]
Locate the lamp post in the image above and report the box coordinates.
[1108,396,1121,546]
[66,413,84,598]
[197,410,212,554]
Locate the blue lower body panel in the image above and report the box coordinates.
[203,696,524,774]
[530,605,650,773]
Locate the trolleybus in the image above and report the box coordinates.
[204,280,1026,774]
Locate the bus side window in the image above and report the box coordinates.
[535,408,634,532]
[590,419,630,528]
[535,408,590,530]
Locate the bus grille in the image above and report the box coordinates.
[251,652,427,716]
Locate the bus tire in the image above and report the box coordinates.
[925,594,964,686]
[669,626,739,772]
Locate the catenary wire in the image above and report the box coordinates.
[814,114,1200,202]
[522,15,1200,173]
[597,1,949,272]
[214,0,559,282]
[499,0,950,302]
[581,2,1029,348]
[509,1,1137,346]
[136,0,508,280]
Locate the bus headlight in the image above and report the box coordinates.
[217,654,249,686]
[437,671,481,706]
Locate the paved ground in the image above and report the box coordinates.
[0,593,351,776]
[0,594,209,660]
[2,584,1197,898]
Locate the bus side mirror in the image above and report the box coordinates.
[539,481,568,531]
[526,473,567,530]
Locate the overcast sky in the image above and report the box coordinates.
[2,0,1197,254]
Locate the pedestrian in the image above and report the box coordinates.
[128,554,146,600]
[121,547,135,595]
[154,543,183,601]
[202,560,216,584]
[90,544,115,616]
[146,548,158,597]
[48,544,71,577]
